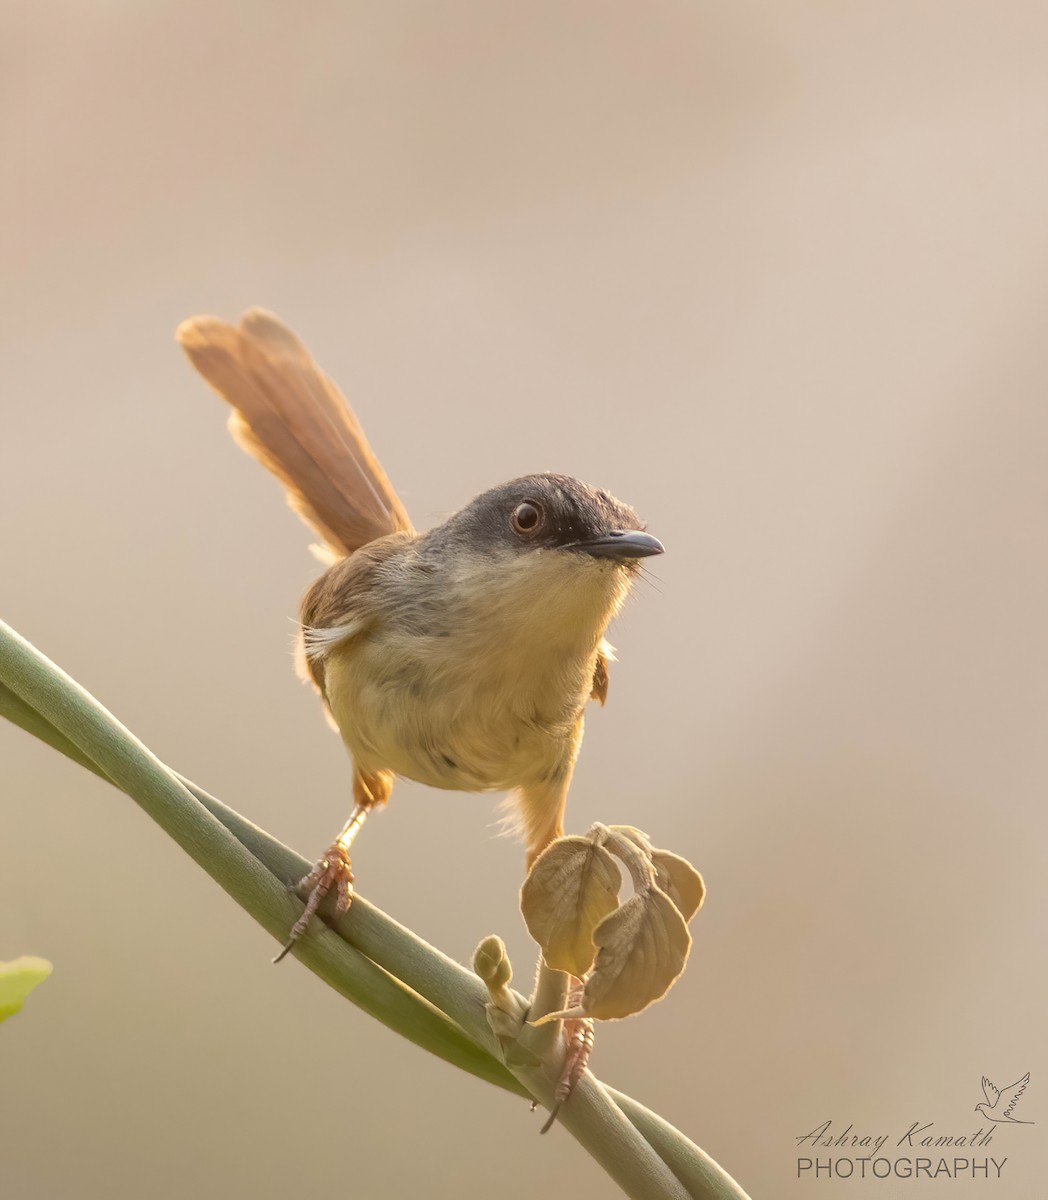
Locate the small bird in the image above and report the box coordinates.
[975,1073,1034,1123]
[177,309,663,957]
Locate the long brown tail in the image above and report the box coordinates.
[176,308,412,557]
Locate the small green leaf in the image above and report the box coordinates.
[0,956,53,1023]
[582,889,690,1020]
[521,835,622,977]
[651,851,705,922]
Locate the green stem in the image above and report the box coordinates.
[0,681,505,1061]
[0,622,751,1199]
[605,1088,752,1200]
[0,631,520,1099]
[518,957,570,1062]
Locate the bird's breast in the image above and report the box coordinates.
[323,615,594,793]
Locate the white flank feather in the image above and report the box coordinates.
[301,620,362,659]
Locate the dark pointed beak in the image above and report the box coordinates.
[572,530,665,561]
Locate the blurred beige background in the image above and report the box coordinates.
[2,3,1046,1197]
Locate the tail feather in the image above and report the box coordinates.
[177,309,412,557]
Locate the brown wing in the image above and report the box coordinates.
[176,308,412,557]
[295,531,414,696]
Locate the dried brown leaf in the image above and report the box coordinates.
[651,850,705,922]
[582,887,691,1020]
[520,835,622,977]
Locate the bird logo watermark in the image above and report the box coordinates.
[975,1072,1033,1125]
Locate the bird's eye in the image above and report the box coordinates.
[511,501,543,535]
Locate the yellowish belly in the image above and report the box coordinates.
[324,631,590,793]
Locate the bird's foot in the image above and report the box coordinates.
[273,843,354,963]
[541,1013,595,1134]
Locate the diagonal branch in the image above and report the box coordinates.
[0,619,750,1200]
[0,630,517,1096]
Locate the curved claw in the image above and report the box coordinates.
[540,1015,595,1134]
[273,844,354,963]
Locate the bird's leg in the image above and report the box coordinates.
[540,976,595,1134]
[276,809,364,953]
[273,769,392,963]
[519,773,572,870]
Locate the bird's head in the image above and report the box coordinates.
[425,472,663,643]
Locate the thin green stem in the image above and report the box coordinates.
[0,622,751,1199]
[518,957,570,1062]
[507,1063,693,1200]
[0,681,504,1061]
[605,1088,751,1200]
[0,629,521,1098]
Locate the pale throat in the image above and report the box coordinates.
[453,548,631,664]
